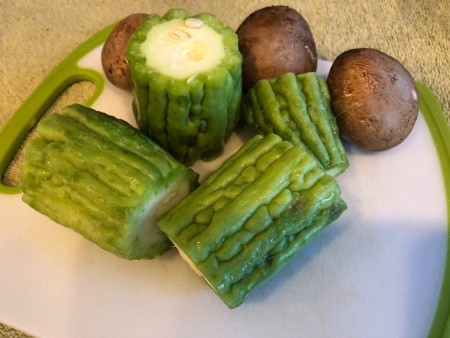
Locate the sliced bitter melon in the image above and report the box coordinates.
[158,134,347,308]
[242,72,348,177]
[20,104,198,260]
[126,8,242,165]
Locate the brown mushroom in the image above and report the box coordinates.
[327,48,419,151]
[236,5,317,92]
[101,13,148,90]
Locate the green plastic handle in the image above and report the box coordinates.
[0,23,115,195]
[417,82,450,338]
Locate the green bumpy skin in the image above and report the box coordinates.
[20,104,199,260]
[158,134,347,308]
[242,72,348,177]
[127,8,243,165]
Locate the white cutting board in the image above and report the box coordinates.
[0,31,448,338]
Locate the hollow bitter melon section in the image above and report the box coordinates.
[127,8,242,165]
